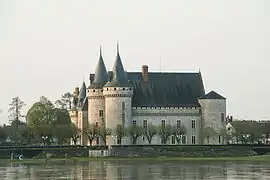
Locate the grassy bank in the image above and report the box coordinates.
[1,155,270,165]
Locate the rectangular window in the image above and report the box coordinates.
[171,136,176,144]
[221,113,225,121]
[192,120,195,129]
[143,120,147,129]
[177,120,181,128]
[132,120,136,126]
[192,136,196,144]
[117,138,121,145]
[161,120,165,128]
[99,110,104,117]
[219,136,221,143]
[122,102,125,126]
[95,122,98,127]
[182,135,186,144]
[96,137,99,145]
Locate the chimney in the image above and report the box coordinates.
[108,71,113,82]
[141,65,149,82]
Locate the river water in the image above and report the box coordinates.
[0,160,270,179]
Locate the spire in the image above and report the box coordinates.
[89,46,108,89]
[77,81,86,107]
[104,42,131,87]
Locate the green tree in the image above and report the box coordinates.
[70,124,81,145]
[0,126,7,142]
[127,125,143,144]
[53,124,72,145]
[115,124,126,145]
[85,123,98,146]
[55,92,73,110]
[172,125,187,144]
[8,97,25,129]
[158,124,173,144]
[142,123,157,144]
[98,125,111,147]
[201,127,217,144]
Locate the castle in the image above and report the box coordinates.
[69,44,226,146]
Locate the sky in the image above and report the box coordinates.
[0,0,269,124]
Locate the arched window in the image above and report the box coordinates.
[122,102,125,126]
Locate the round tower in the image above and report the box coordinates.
[198,91,226,145]
[103,44,133,145]
[87,47,108,127]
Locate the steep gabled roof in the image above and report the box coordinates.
[89,47,108,89]
[198,90,225,100]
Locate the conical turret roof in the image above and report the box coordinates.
[104,43,131,87]
[77,81,87,107]
[89,47,108,89]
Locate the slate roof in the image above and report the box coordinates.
[89,48,108,89]
[198,90,225,100]
[77,82,87,107]
[127,72,205,107]
[104,44,132,87]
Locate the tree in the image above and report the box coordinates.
[55,92,73,110]
[201,127,217,144]
[98,125,111,147]
[142,123,157,144]
[127,125,143,144]
[171,125,187,144]
[8,97,25,129]
[158,124,173,144]
[53,124,72,145]
[218,127,229,144]
[70,124,81,145]
[85,123,98,146]
[0,126,7,142]
[115,124,126,145]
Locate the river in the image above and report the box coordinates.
[0,160,270,179]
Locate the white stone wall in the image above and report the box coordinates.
[131,107,201,145]
[78,110,88,145]
[87,89,105,126]
[198,99,226,145]
[103,87,133,145]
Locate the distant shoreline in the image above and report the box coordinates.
[1,155,270,165]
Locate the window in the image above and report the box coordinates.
[219,136,221,143]
[161,138,166,144]
[177,120,181,128]
[171,136,176,144]
[122,88,125,90]
[143,137,145,141]
[96,137,99,145]
[132,120,136,126]
[192,120,195,129]
[161,120,165,128]
[99,110,104,117]
[117,138,121,144]
[95,122,98,127]
[221,113,225,121]
[122,102,125,126]
[143,120,147,129]
[114,88,116,90]
[192,136,196,144]
[182,135,186,144]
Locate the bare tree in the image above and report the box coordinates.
[201,126,217,144]
[158,124,173,144]
[172,125,187,144]
[98,125,111,147]
[142,123,157,144]
[70,124,81,145]
[127,125,143,144]
[85,123,98,146]
[115,124,126,145]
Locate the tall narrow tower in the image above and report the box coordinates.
[103,43,133,145]
[87,47,108,128]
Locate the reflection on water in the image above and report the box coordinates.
[0,160,270,180]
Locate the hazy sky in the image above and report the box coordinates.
[0,0,269,124]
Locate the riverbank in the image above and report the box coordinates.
[2,155,270,165]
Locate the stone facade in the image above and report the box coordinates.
[69,46,227,146]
